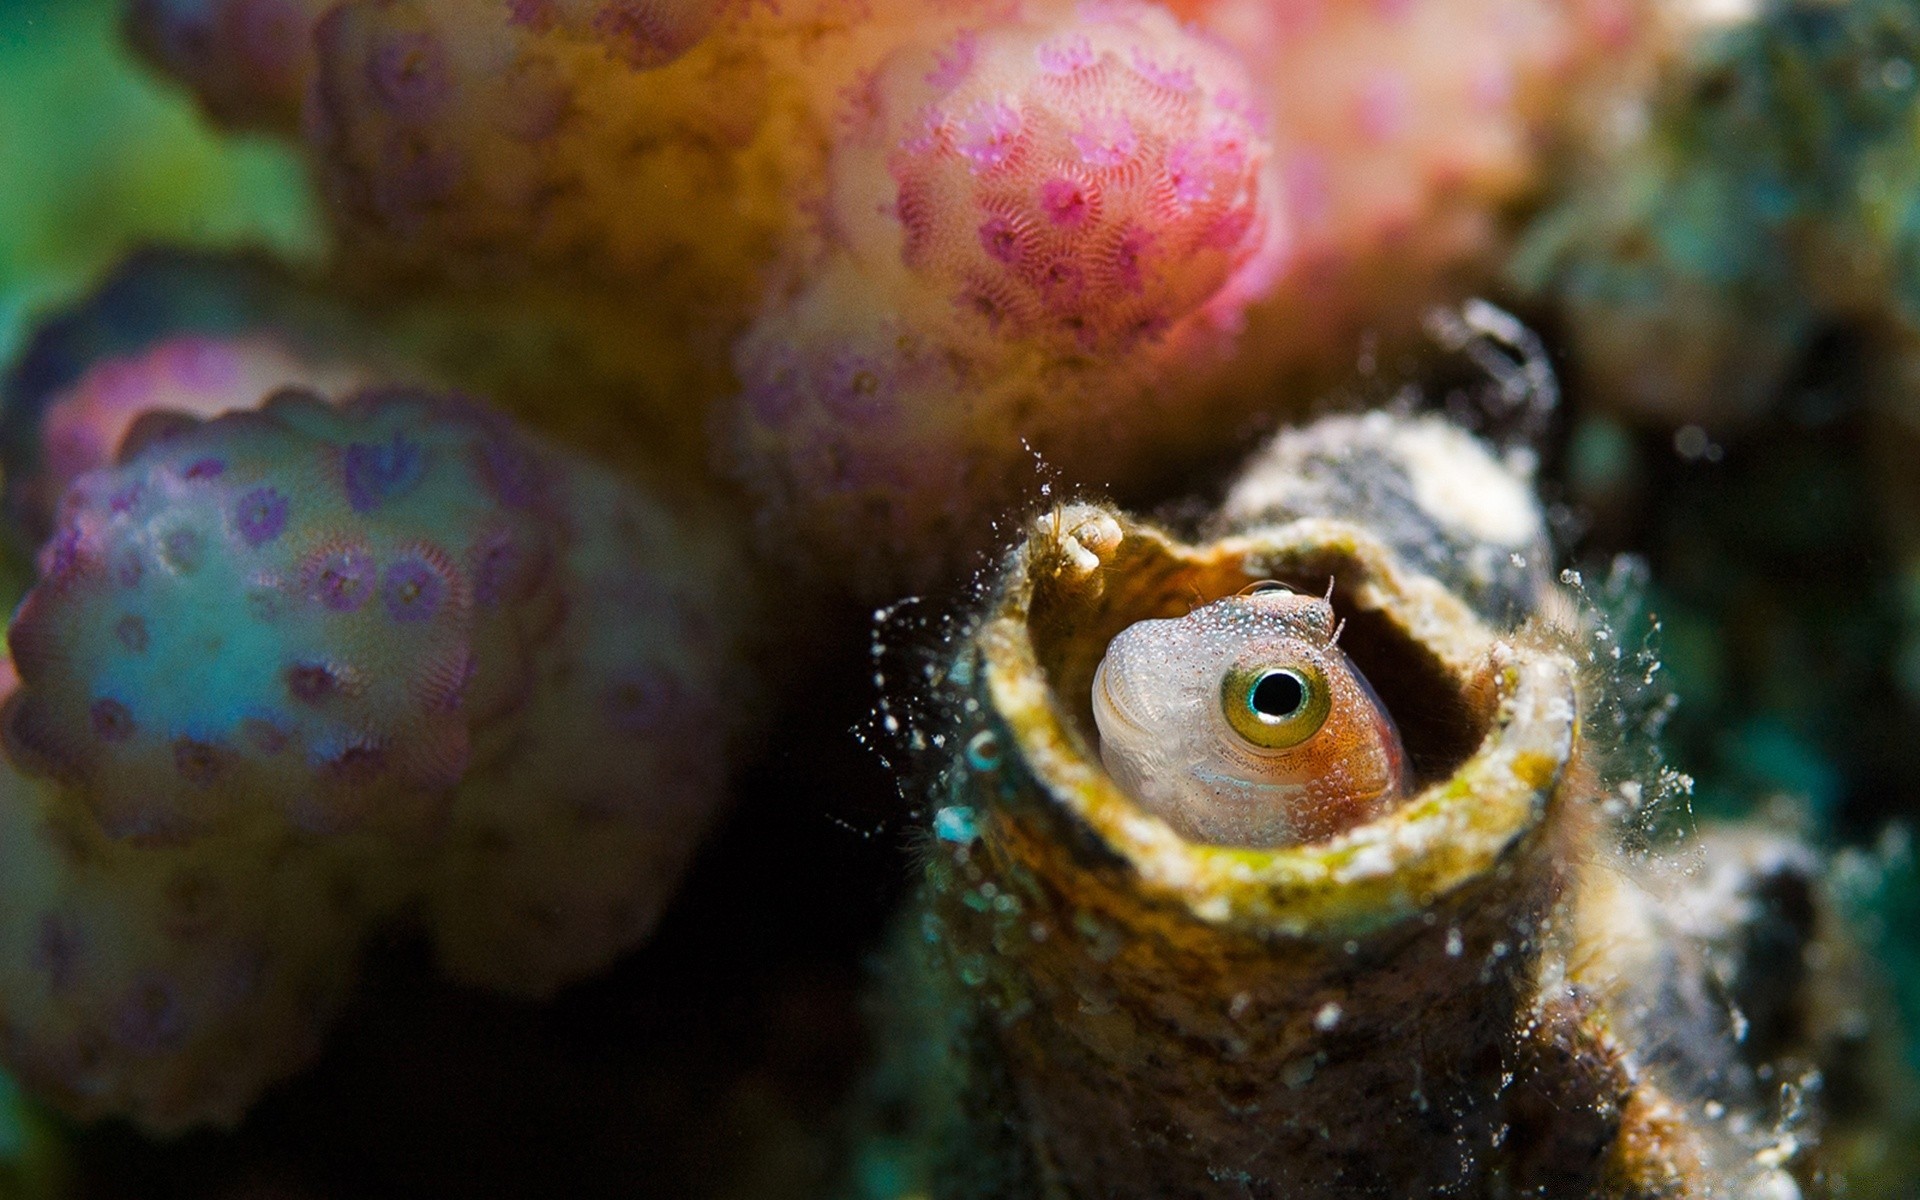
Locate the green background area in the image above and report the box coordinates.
[0,0,320,367]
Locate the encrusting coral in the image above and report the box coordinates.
[129,0,1671,595]
[0,269,764,1131]
[1513,0,1920,430]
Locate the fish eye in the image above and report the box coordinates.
[1236,580,1295,597]
[1222,663,1331,750]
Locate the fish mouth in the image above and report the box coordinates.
[1187,764,1307,798]
[1090,658,1151,740]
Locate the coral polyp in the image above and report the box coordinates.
[877,13,1269,354]
[9,334,373,560]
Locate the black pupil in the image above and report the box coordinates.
[1251,671,1305,719]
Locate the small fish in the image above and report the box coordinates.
[1090,583,1408,846]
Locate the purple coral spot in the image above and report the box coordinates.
[114,974,182,1053]
[1036,259,1087,305]
[1109,225,1153,292]
[602,669,680,735]
[820,353,897,422]
[382,556,447,623]
[286,662,339,705]
[183,457,226,481]
[234,487,289,547]
[1130,48,1196,92]
[474,437,546,509]
[926,30,977,90]
[592,0,705,67]
[32,915,77,992]
[343,432,426,513]
[326,740,388,784]
[1201,203,1256,250]
[954,101,1022,173]
[1037,35,1094,75]
[174,738,223,787]
[1165,139,1214,206]
[116,614,149,653]
[1040,177,1094,227]
[977,215,1023,264]
[306,547,376,613]
[43,527,82,580]
[957,282,1016,331]
[91,699,136,743]
[368,32,451,119]
[472,532,537,607]
[1120,310,1172,349]
[109,484,144,515]
[506,0,556,28]
[744,364,805,426]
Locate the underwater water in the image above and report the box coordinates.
[3,0,1920,1195]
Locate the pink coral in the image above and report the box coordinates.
[881,11,1267,353]
[722,0,1280,589]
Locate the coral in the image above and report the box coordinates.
[715,0,1659,591]
[297,0,850,305]
[0,250,404,547]
[9,334,372,549]
[1211,0,1647,282]
[6,0,1920,1185]
[126,0,337,132]
[723,0,1279,587]
[129,0,1668,596]
[1513,0,1920,429]
[5,387,569,842]
[426,459,760,995]
[0,733,373,1131]
[869,10,1268,357]
[0,320,763,1122]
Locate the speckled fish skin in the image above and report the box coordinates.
[1092,588,1407,846]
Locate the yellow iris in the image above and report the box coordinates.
[1221,662,1330,750]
